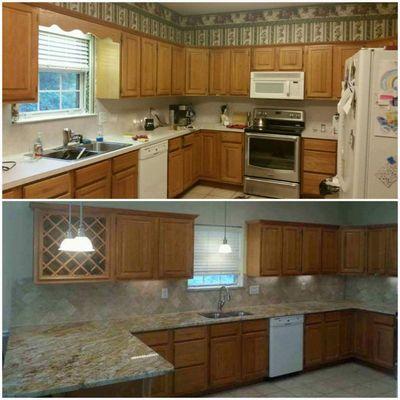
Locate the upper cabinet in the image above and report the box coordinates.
[367,227,387,275]
[157,42,172,96]
[140,37,157,96]
[3,3,38,102]
[185,48,209,95]
[321,228,339,274]
[305,45,333,98]
[120,33,141,97]
[276,46,303,70]
[230,49,251,96]
[171,45,185,95]
[209,49,231,95]
[340,228,366,274]
[385,227,398,276]
[252,47,275,71]
[302,227,322,274]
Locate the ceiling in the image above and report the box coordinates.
[163,2,316,15]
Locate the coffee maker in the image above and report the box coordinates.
[169,104,195,128]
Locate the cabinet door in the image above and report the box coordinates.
[260,225,283,276]
[75,178,111,199]
[305,45,333,98]
[230,49,251,95]
[115,215,157,279]
[112,167,138,199]
[183,145,193,190]
[282,226,302,275]
[185,48,209,95]
[3,187,23,199]
[372,322,394,369]
[201,131,220,180]
[168,149,184,198]
[157,42,172,95]
[332,45,361,98]
[210,335,241,388]
[252,47,275,71]
[171,45,185,95]
[324,320,340,362]
[158,218,194,278]
[241,331,268,381]
[304,323,324,367]
[321,228,339,273]
[23,173,73,199]
[340,228,366,274]
[192,132,202,181]
[209,49,230,95]
[367,228,387,274]
[302,227,322,274]
[121,33,140,97]
[151,343,173,396]
[174,365,208,396]
[354,311,370,360]
[3,3,38,102]
[141,37,157,96]
[340,311,354,358]
[385,227,398,276]
[277,47,303,70]
[220,142,243,184]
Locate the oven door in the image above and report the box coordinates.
[245,133,300,182]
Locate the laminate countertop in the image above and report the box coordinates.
[3,300,396,397]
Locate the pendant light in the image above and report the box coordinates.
[219,202,232,254]
[58,203,76,251]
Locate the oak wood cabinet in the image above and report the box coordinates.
[171,45,185,95]
[120,33,141,97]
[241,328,268,381]
[321,228,339,274]
[277,46,303,70]
[114,214,157,279]
[209,48,231,95]
[3,186,23,199]
[385,227,398,276]
[230,48,251,95]
[282,226,302,275]
[367,227,387,274]
[201,131,220,180]
[305,45,333,98]
[111,151,138,199]
[302,227,322,274]
[141,37,157,96]
[192,131,202,181]
[304,314,324,367]
[158,218,194,278]
[252,47,275,70]
[183,133,195,190]
[340,228,366,274]
[324,313,341,363]
[185,48,209,95]
[220,132,243,184]
[340,310,354,358]
[168,139,184,198]
[371,313,395,369]
[157,42,172,95]
[354,310,370,361]
[23,172,73,199]
[3,3,38,102]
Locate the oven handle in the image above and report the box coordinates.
[245,132,300,142]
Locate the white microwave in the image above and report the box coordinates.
[250,71,304,100]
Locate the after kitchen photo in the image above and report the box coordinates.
[2,2,398,199]
[2,200,397,397]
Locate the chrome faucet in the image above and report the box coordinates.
[217,286,231,312]
[63,128,83,147]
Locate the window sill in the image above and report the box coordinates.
[13,113,97,125]
[187,285,243,292]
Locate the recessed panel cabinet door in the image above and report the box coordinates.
[141,37,157,96]
[185,48,209,95]
[385,227,398,276]
[260,225,283,276]
[304,323,324,367]
[340,310,354,358]
[120,33,140,97]
[282,226,302,275]
[168,150,184,198]
[302,227,322,274]
[340,228,366,274]
[230,48,251,95]
[112,167,138,199]
[201,132,220,180]
[158,218,194,278]
[171,45,185,95]
[321,228,339,273]
[115,215,157,279]
[367,228,387,274]
[209,49,230,95]
[3,3,38,102]
[183,145,194,190]
[324,320,340,362]
[252,47,275,71]
[354,311,370,360]
[277,46,303,70]
[220,142,243,184]
[157,42,172,95]
[372,321,394,369]
[241,331,268,381]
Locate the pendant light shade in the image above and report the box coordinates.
[219,202,232,254]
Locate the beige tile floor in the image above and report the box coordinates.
[206,363,397,398]
[180,184,264,199]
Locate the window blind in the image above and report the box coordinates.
[39,30,90,72]
[194,225,243,275]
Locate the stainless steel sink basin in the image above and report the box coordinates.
[199,311,253,319]
[81,141,132,152]
[43,148,99,161]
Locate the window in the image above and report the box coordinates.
[188,225,243,290]
[16,26,94,122]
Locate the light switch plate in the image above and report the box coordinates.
[249,285,260,295]
[321,123,326,133]
[161,288,168,299]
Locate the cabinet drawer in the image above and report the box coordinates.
[303,150,336,174]
[112,151,138,173]
[75,160,111,188]
[174,364,208,395]
[372,313,394,326]
[174,326,207,342]
[183,133,195,147]
[3,186,22,199]
[210,322,240,338]
[174,338,207,368]
[169,137,182,152]
[303,138,337,152]
[325,311,340,322]
[136,330,170,346]
[242,319,268,333]
[305,313,324,325]
[221,132,243,144]
[23,173,72,199]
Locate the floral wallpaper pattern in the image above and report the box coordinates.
[54,2,397,46]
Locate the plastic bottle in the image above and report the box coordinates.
[96,124,104,142]
[33,132,43,159]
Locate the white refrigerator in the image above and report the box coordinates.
[330,48,397,199]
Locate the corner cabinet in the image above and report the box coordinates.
[3,3,38,102]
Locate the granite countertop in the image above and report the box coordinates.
[3,300,396,397]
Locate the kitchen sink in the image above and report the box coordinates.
[199,311,253,319]
[81,141,132,153]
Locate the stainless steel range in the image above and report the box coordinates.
[244,108,305,199]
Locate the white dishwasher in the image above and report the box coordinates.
[138,141,168,199]
[269,315,304,377]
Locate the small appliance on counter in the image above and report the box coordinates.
[169,104,196,128]
[144,118,155,131]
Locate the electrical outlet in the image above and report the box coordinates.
[321,123,326,133]
[161,288,168,299]
[249,285,260,295]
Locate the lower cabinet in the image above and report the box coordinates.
[354,310,370,360]
[340,310,355,358]
[324,312,341,362]
[23,172,73,198]
[111,151,138,198]
[304,314,324,367]
[371,313,395,369]
[201,131,221,180]
[220,132,244,185]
